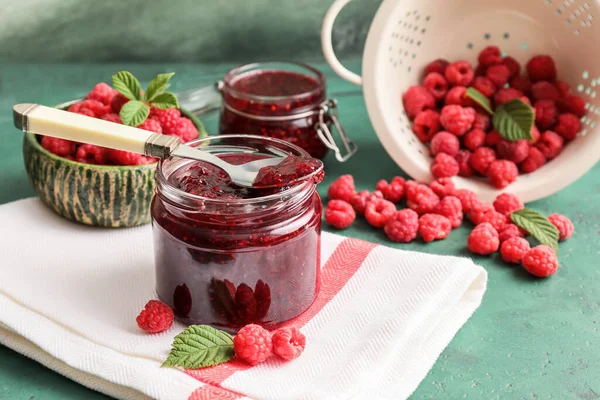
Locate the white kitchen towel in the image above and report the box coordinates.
[0,198,487,400]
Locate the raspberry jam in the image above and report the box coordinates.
[152,135,324,331]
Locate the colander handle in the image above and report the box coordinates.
[321,0,363,86]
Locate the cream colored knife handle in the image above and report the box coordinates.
[13,103,180,158]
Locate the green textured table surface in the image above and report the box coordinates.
[0,62,598,400]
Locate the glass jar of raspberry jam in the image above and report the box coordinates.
[151,135,323,331]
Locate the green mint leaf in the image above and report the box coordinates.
[150,92,179,110]
[511,208,559,252]
[145,72,176,101]
[162,325,234,369]
[493,99,534,141]
[465,87,493,115]
[120,100,150,126]
[112,71,142,100]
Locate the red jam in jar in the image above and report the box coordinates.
[151,135,324,331]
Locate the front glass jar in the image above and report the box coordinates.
[151,135,323,331]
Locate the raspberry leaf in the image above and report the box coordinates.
[112,71,142,100]
[163,325,234,369]
[493,99,534,141]
[145,72,176,102]
[511,208,559,252]
[150,92,179,110]
[466,87,493,115]
[120,100,150,126]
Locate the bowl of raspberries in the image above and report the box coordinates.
[23,71,206,228]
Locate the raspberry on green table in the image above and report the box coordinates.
[384,209,419,243]
[498,224,525,243]
[433,196,463,228]
[454,189,480,214]
[136,300,174,333]
[548,213,574,241]
[468,222,500,255]
[418,213,452,243]
[431,153,459,178]
[500,237,531,264]
[376,177,406,203]
[522,245,558,277]
[407,183,440,215]
[365,198,396,228]
[429,177,455,198]
[325,200,356,230]
[470,206,507,232]
[327,174,356,203]
[350,190,383,216]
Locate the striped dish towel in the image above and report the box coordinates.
[0,198,487,400]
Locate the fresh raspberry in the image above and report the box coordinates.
[110,93,129,113]
[559,95,586,117]
[463,129,486,151]
[510,76,532,95]
[407,183,440,214]
[404,180,421,198]
[529,125,541,143]
[328,174,355,202]
[152,108,182,135]
[430,131,460,156]
[445,60,474,86]
[468,223,500,255]
[522,245,558,277]
[526,55,557,82]
[455,149,474,177]
[40,136,77,157]
[554,113,581,140]
[532,81,560,102]
[429,177,455,198]
[496,139,529,164]
[365,198,396,228]
[424,59,450,76]
[402,86,436,119]
[71,107,96,117]
[502,57,521,79]
[233,324,273,365]
[498,224,525,243]
[494,88,524,106]
[445,86,474,107]
[431,153,459,178]
[137,156,159,165]
[534,100,558,130]
[454,189,480,213]
[350,190,383,216]
[76,99,110,117]
[86,82,117,106]
[101,113,122,124]
[485,130,503,147]
[473,113,491,131]
[470,147,496,175]
[478,46,502,67]
[500,237,531,263]
[324,200,355,229]
[493,193,524,216]
[487,160,518,189]
[536,130,564,159]
[486,64,511,88]
[470,207,507,231]
[433,196,463,228]
[472,77,496,99]
[76,144,108,165]
[271,327,306,361]
[555,80,571,97]
[412,110,441,143]
[174,118,200,142]
[423,72,448,100]
[475,63,488,77]
[384,209,419,243]
[548,213,574,241]
[107,149,142,166]
[440,105,476,136]
[376,177,406,203]
[136,300,174,333]
[137,118,163,133]
[418,213,452,242]
[519,147,547,173]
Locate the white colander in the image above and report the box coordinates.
[322,0,600,203]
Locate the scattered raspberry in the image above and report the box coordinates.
[324,200,356,229]
[407,183,440,214]
[463,129,486,152]
[454,189,480,213]
[472,113,491,131]
[455,149,474,177]
[412,110,441,143]
[404,180,421,198]
[470,147,497,175]
[418,213,452,242]
[500,237,531,264]
[493,193,524,216]
[402,86,436,119]
[101,113,122,124]
[233,324,272,365]
[174,117,200,142]
[431,153,459,178]
[76,144,108,165]
[478,46,502,67]
[510,76,532,95]
[424,59,450,76]
[468,223,500,255]
[136,300,174,333]
[376,177,405,203]
[494,88,524,106]
[110,93,129,113]
[384,209,419,243]
[86,82,117,105]
[548,213,574,241]
[430,177,455,198]
[137,118,163,134]
[440,105,476,136]
[527,55,557,82]
[534,100,558,130]
[107,149,142,166]
[430,131,460,156]
[536,130,564,159]
[519,147,547,173]
[445,60,475,86]
[40,136,77,157]
[522,245,558,277]
[487,159,518,189]
[472,77,496,98]
[350,190,383,216]
[532,81,560,102]
[445,86,474,107]
[559,95,586,117]
[365,198,396,228]
[502,57,521,79]
[555,80,571,97]
[496,140,529,164]
[152,108,182,135]
[498,224,525,243]
[554,113,582,140]
[271,327,306,361]
[470,207,507,231]
[486,64,511,88]
[433,196,463,228]
[485,130,503,147]
[328,174,355,202]
[423,72,449,100]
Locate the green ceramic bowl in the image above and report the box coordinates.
[23,103,207,228]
